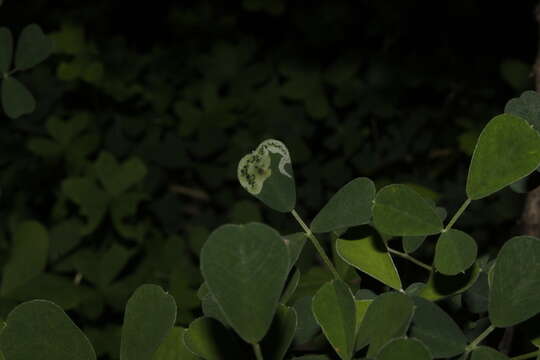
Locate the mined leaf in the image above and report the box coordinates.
[152,327,198,360]
[15,24,53,70]
[505,90,540,130]
[200,223,290,343]
[466,114,540,200]
[409,296,467,357]
[310,177,376,233]
[312,280,356,360]
[372,184,443,236]
[183,317,247,359]
[336,237,401,290]
[0,300,96,360]
[419,262,481,301]
[1,76,35,119]
[470,346,510,360]
[490,236,540,327]
[377,338,432,360]
[0,28,12,73]
[237,139,296,212]
[261,304,297,360]
[1,221,48,295]
[120,284,177,360]
[356,292,415,357]
[434,229,478,275]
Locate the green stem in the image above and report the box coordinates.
[465,324,496,352]
[387,247,433,272]
[443,198,472,232]
[252,343,264,360]
[291,209,341,280]
[512,350,540,360]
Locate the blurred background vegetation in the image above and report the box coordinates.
[1,0,539,358]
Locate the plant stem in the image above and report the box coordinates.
[252,343,264,360]
[291,209,341,280]
[465,324,496,352]
[443,198,472,232]
[386,247,432,272]
[512,350,540,360]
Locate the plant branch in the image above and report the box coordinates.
[291,209,341,280]
[465,324,496,352]
[512,350,540,360]
[252,343,264,360]
[443,198,471,232]
[386,247,432,272]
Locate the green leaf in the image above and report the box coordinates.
[237,139,296,212]
[505,90,540,130]
[372,184,443,236]
[200,223,290,343]
[120,284,177,360]
[356,292,415,357]
[1,221,48,295]
[466,114,540,200]
[261,304,297,360]
[281,268,301,304]
[0,28,12,73]
[470,346,510,360]
[293,296,320,345]
[418,262,481,301]
[354,300,372,336]
[96,152,148,197]
[409,296,467,357]
[312,280,356,360]
[434,229,478,275]
[0,300,96,360]
[1,76,35,119]
[62,177,109,235]
[152,327,198,360]
[310,177,376,233]
[197,283,229,327]
[110,193,148,241]
[489,236,540,327]
[336,237,401,290]
[463,272,489,314]
[183,317,247,360]
[376,338,432,360]
[15,24,53,70]
[284,232,307,271]
[403,235,426,253]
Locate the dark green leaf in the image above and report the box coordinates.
[15,24,53,70]
[120,284,177,360]
[434,229,478,275]
[0,28,12,73]
[505,90,540,130]
[1,76,35,119]
[470,346,510,360]
[376,338,432,360]
[261,304,297,360]
[310,177,376,233]
[419,262,481,301]
[0,300,96,360]
[152,327,198,360]
[200,223,290,343]
[96,152,147,197]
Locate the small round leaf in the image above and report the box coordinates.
[434,229,478,275]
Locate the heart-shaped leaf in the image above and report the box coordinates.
[372,184,443,236]
[152,327,198,360]
[310,177,376,233]
[376,338,432,360]
[200,223,290,343]
[0,300,96,360]
[15,24,53,70]
[1,221,48,296]
[470,346,510,360]
[95,152,147,197]
[183,317,248,359]
[356,292,415,357]
[0,28,12,73]
[409,296,467,357]
[489,236,540,327]
[505,90,540,130]
[466,114,540,200]
[237,139,296,212]
[312,280,356,360]
[434,229,478,275]
[336,237,401,290]
[120,284,177,360]
[261,304,297,360]
[418,262,480,301]
[1,76,35,119]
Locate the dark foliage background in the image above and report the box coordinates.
[1,0,539,358]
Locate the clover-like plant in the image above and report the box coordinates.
[2,92,540,360]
